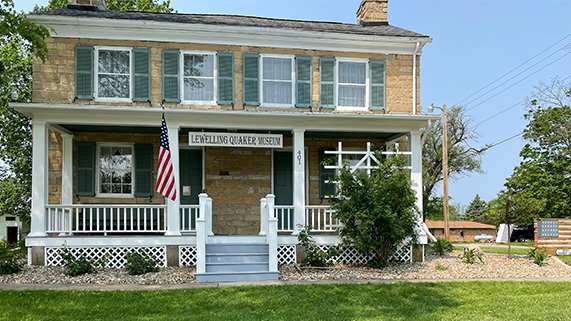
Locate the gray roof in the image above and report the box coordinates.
[33,8,429,38]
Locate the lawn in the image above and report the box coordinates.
[558,255,571,266]
[453,246,531,256]
[1,282,570,320]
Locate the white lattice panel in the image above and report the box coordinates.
[389,245,412,263]
[45,246,167,268]
[314,245,412,265]
[179,246,197,266]
[278,245,296,265]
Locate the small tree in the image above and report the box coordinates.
[486,191,545,257]
[329,152,418,268]
[464,194,489,223]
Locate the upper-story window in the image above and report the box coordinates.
[261,55,294,107]
[95,47,132,102]
[75,46,151,103]
[319,57,385,111]
[182,52,216,104]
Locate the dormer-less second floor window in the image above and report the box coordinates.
[95,47,131,102]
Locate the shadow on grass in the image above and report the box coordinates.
[0,283,461,321]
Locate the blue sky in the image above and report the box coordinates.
[16,0,571,208]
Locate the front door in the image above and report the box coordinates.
[273,151,293,229]
[180,149,203,205]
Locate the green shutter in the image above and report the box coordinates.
[135,144,154,197]
[243,53,259,106]
[296,56,312,107]
[76,142,95,196]
[162,49,180,103]
[319,148,336,198]
[319,57,335,108]
[133,49,151,102]
[370,60,386,110]
[75,46,93,100]
[217,52,234,105]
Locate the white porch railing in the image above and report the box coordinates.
[275,205,294,232]
[305,205,339,232]
[46,204,167,235]
[180,205,200,232]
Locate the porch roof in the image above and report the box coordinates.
[12,103,438,134]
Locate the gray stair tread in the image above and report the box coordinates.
[206,253,267,256]
[196,271,279,283]
[206,262,268,266]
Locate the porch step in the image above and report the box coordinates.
[196,241,278,283]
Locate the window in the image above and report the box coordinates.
[261,55,295,107]
[319,149,336,199]
[182,52,215,104]
[337,59,368,110]
[97,144,134,197]
[94,47,132,102]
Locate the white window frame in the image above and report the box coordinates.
[336,58,369,112]
[260,54,295,108]
[180,51,217,106]
[95,142,135,198]
[93,46,133,103]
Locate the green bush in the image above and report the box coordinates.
[297,225,341,267]
[60,248,94,276]
[125,252,159,275]
[429,238,454,255]
[528,248,549,267]
[460,247,484,264]
[0,240,25,275]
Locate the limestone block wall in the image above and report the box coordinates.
[33,37,421,114]
[48,130,63,204]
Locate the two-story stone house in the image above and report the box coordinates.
[12,0,433,282]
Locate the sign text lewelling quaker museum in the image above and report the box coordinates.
[188,132,283,148]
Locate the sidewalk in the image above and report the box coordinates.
[1,276,570,291]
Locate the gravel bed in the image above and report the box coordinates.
[1,250,570,285]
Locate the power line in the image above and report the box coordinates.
[485,132,524,150]
[455,33,571,106]
[466,51,571,112]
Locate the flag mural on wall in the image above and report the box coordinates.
[156,113,177,201]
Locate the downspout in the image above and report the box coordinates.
[412,41,420,115]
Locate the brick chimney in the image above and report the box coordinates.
[67,0,107,11]
[356,0,388,26]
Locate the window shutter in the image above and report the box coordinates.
[133,49,151,102]
[319,57,335,108]
[134,144,154,197]
[370,60,386,110]
[243,53,259,106]
[162,49,180,103]
[319,148,336,198]
[296,56,312,107]
[217,52,234,105]
[76,142,95,196]
[75,46,93,100]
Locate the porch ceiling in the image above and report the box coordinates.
[12,103,438,134]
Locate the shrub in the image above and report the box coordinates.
[528,248,549,267]
[435,263,447,271]
[125,252,159,275]
[60,248,94,276]
[297,225,341,267]
[329,151,418,268]
[429,238,454,255]
[460,247,484,264]
[0,241,25,275]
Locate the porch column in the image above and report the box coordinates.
[165,124,181,236]
[409,131,426,242]
[61,133,73,205]
[292,129,305,235]
[29,120,48,237]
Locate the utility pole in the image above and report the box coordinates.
[442,104,449,240]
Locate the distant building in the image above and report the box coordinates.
[0,215,28,243]
[425,220,497,242]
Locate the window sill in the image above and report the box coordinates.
[94,98,133,103]
[95,193,135,199]
[336,106,369,112]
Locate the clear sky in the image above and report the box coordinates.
[15,0,571,208]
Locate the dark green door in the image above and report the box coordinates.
[180,149,203,205]
[273,151,293,205]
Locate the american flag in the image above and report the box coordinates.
[156,113,177,201]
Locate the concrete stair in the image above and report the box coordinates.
[195,241,278,283]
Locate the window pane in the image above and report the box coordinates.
[263,81,292,104]
[98,145,133,195]
[339,85,365,107]
[339,62,366,84]
[122,184,132,194]
[184,78,214,101]
[101,184,111,193]
[263,58,291,81]
[98,75,130,98]
[98,50,129,74]
[184,54,213,77]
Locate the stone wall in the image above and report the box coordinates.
[33,37,420,114]
[48,129,63,204]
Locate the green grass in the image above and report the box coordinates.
[558,255,571,266]
[453,246,531,256]
[1,282,570,320]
